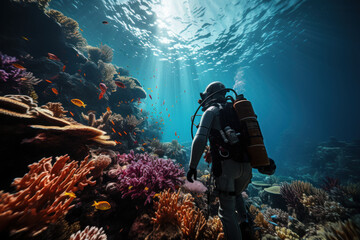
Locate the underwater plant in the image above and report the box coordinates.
[116,151,184,204]
[0,155,95,237]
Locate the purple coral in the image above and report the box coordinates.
[0,52,40,95]
[117,150,184,205]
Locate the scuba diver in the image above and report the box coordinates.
[187,81,276,240]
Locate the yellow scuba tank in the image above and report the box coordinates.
[233,96,270,167]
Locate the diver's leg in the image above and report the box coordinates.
[234,162,252,223]
[218,193,242,240]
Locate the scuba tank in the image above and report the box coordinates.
[191,88,270,168]
[233,95,270,167]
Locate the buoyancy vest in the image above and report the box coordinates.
[209,102,249,177]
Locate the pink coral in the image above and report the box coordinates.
[90,154,111,178]
[182,180,208,193]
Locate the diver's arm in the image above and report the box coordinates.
[189,108,215,169]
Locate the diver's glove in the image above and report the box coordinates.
[257,158,276,175]
[187,168,197,183]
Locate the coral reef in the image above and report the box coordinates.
[70,226,107,240]
[47,9,87,49]
[90,154,112,179]
[264,207,289,228]
[203,216,224,240]
[40,216,81,240]
[320,219,360,240]
[275,226,299,240]
[117,151,185,204]
[0,155,95,237]
[41,102,68,118]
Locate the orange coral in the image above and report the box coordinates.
[0,155,95,237]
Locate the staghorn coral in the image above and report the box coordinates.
[47,10,87,49]
[117,151,185,205]
[81,110,111,129]
[0,155,95,237]
[41,102,68,118]
[90,154,111,179]
[179,207,207,239]
[275,226,300,240]
[70,226,107,240]
[321,220,360,240]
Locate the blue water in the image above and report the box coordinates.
[50,0,360,169]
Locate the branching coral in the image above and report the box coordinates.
[117,151,185,204]
[81,110,111,129]
[275,226,300,240]
[249,205,275,236]
[179,207,207,239]
[70,226,107,240]
[0,155,95,237]
[203,216,224,240]
[321,220,360,240]
[41,102,68,118]
[264,207,289,228]
[47,10,87,49]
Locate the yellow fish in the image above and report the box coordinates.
[71,99,86,108]
[153,193,160,198]
[144,187,149,191]
[21,36,29,41]
[129,186,133,190]
[92,201,111,210]
[63,192,76,198]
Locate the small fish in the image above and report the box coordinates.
[92,201,111,210]
[288,216,294,221]
[51,88,58,95]
[115,81,126,88]
[142,143,147,146]
[45,80,52,83]
[134,141,138,144]
[133,132,136,135]
[21,36,29,41]
[102,21,109,24]
[12,63,25,69]
[48,53,61,61]
[99,83,107,92]
[168,114,170,117]
[184,90,186,93]
[131,98,134,102]
[140,109,143,113]
[79,28,83,31]
[62,65,66,72]
[69,111,74,117]
[118,132,122,136]
[144,187,149,191]
[268,221,278,226]
[141,129,144,132]
[153,193,160,198]
[111,120,115,125]
[149,94,152,100]
[141,147,145,151]
[175,131,177,136]
[107,107,111,112]
[63,192,76,198]
[71,99,86,108]
[129,186,133,190]
[124,131,127,135]
[271,215,278,219]
[112,128,116,133]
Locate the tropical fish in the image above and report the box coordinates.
[288,216,294,221]
[123,131,127,135]
[12,63,25,69]
[107,107,111,112]
[62,65,66,72]
[175,132,177,136]
[149,94,152,100]
[99,83,107,100]
[153,193,160,198]
[118,132,122,136]
[140,109,143,113]
[271,215,278,219]
[92,201,111,210]
[131,98,134,102]
[48,53,61,61]
[63,192,76,198]
[79,28,83,31]
[112,128,116,133]
[129,186,133,190]
[111,120,115,125]
[268,221,278,226]
[102,21,109,24]
[144,187,149,191]
[51,88,58,95]
[21,36,29,41]
[142,143,147,146]
[115,81,126,88]
[168,114,170,117]
[45,80,52,83]
[71,99,86,108]
[69,111,74,117]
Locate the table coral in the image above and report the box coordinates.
[0,155,95,237]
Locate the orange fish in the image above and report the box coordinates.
[175,132,177,136]
[149,94,152,100]
[80,28,83,32]
[69,111,74,117]
[62,65,66,72]
[118,132,122,136]
[115,81,126,88]
[124,131,127,135]
[45,80,52,83]
[21,36,29,41]
[92,201,111,210]
[168,114,170,117]
[112,128,116,133]
[142,143,147,146]
[107,107,111,112]
[71,99,86,108]
[48,53,61,61]
[111,120,115,125]
[51,88,58,95]
[20,77,27,81]
[130,98,134,102]
[140,109,143,113]
[12,63,25,69]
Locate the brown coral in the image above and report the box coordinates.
[321,220,360,240]
[47,9,87,49]
[0,155,95,237]
[70,226,107,240]
[90,154,112,178]
[275,226,300,240]
[81,110,112,129]
[41,102,68,118]
[203,216,224,240]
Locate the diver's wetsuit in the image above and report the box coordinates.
[189,104,252,240]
